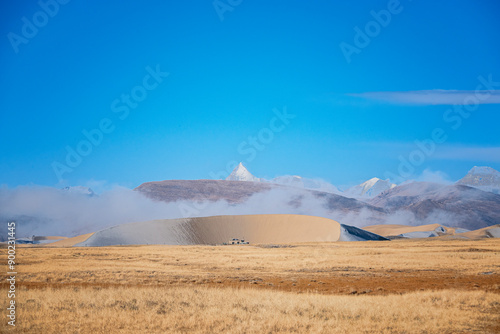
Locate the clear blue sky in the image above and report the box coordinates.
[1,0,499,190]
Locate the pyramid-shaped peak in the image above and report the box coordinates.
[226,162,260,182]
[233,162,250,174]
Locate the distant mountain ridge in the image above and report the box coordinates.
[135,179,272,204]
[223,162,397,199]
[135,179,384,214]
[223,163,500,198]
[135,177,500,230]
[146,163,498,229]
[368,182,500,230]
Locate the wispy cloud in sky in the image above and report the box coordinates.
[349,90,500,105]
[434,146,500,163]
[359,142,500,163]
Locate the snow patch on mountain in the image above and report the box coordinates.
[344,177,396,199]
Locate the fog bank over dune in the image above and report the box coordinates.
[0,185,367,238]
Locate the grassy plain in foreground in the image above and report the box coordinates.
[1,239,499,333]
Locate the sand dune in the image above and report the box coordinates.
[76,215,340,246]
[363,223,500,240]
[45,219,499,247]
[71,214,387,247]
[46,233,94,247]
[31,236,69,245]
[455,224,500,239]
[363,223,444,237]
[362,223,473,239]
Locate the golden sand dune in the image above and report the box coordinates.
[456,224,500,239]
[363,223,443,237]
[46,233,94,247]
[46,219,499,247]
[62,214,388,247]
[364,223,500,240]
[75,214,343,247]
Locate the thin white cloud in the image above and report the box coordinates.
[354,142,500,163]
[434,146,500,163]
[349,90,500,105]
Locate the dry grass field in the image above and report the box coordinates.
[1,239,500,333]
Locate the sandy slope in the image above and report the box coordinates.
[75,214,342,246]
[46,233,94,247]
[363,223,500,240]
[456,224,500,239]
[363,223,443,236]
[46,220,499,247]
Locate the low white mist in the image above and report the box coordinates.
[0,182,485,239]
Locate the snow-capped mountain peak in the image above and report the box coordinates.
[344,177,396,199]
[468,166,500,177]
[457,166,500,194]
[362,177,381,189]
[226,163,261,182]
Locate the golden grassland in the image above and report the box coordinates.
[1,238,500,333]
[2,287,500,333]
